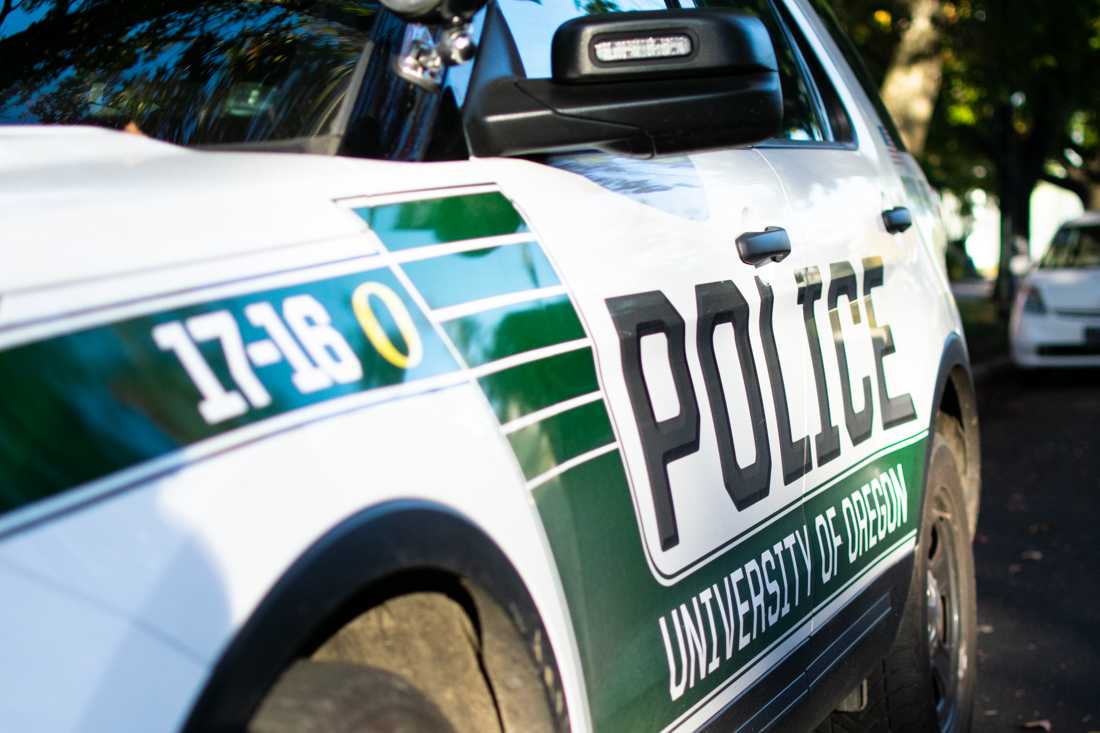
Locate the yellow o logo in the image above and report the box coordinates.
[351,282,423,369]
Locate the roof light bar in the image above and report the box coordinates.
[592,34,693,63]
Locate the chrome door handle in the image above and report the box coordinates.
[882,206,912,234]
[736,226,791,266]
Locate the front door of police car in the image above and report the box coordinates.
[489,0,836,729]
[492,6,822,727]
[500,147,818,733]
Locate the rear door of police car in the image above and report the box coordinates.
[491,0,829,728]
[749,0,933,642]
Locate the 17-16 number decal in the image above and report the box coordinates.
[155,282,422,424]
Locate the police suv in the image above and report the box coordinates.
[0,0,981,731]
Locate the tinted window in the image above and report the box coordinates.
[1039,227,1100,270]
[777,0,854,143]
[697,0,825,142]
[805,0,905,150]
[0,0,377,146]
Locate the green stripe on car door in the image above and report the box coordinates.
[533,437,928,733]
[0,267,458,517]
[442,294,586,368]
[478,347,600,424]
[355,191,529,251]
[401,241,559,310]
[506,399,615,480]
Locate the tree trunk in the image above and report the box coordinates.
[992,99,1031,315]
[880,0,943,154]
[1083,182,1100,211]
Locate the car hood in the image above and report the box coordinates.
[1028,268,1100,312]
[0,126,457,296]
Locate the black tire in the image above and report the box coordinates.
[817,414,977,733]
[249,660,457,733]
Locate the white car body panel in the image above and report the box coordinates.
[0,381,591,732]
[0,138,604,732]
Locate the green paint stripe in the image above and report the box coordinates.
[445,293,586,368]
[0,268,459,519]
[401,241,559,310]
[355,191,528,251]
[479,347,600,424]
[507,399,614,481]
[531,438,927,732]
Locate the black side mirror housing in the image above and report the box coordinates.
[464,8,782,158]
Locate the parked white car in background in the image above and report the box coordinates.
[1011,214,1100,367]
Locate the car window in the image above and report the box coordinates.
[0,0,392,148]
[695,0,825,142]
[1039,226,1100,270]
[804,0,906,151]
[776,0,854,143]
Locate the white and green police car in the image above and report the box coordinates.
[0,0,982,730]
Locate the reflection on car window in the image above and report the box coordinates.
[695,0,825,142]
[805,0,905,150]
[0,0,377,146]
[1039,226,1100,270]
[778,0,853,143]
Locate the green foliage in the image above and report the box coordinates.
[831,0,1100,205]
[824,0,909,86]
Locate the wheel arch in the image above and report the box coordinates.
[927,332,981,537]
[182,500,569,733]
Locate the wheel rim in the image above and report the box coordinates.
[926,503,965,733]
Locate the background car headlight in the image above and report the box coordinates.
[1022,286,1047,314]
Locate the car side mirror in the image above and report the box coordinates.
[464,9,782,158]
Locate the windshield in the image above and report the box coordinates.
[1039,225,1100,270]
[0,0,377,146]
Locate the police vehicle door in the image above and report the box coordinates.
[492,0,822,727]
[744,0,929,641]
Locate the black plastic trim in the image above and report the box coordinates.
[463,8,783,157]
[182,502,568,733]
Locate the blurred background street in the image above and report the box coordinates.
[968,362,1100,732]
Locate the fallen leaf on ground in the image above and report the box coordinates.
[1022,720,1051,731]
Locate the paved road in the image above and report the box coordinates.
[973,367,1100,732]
